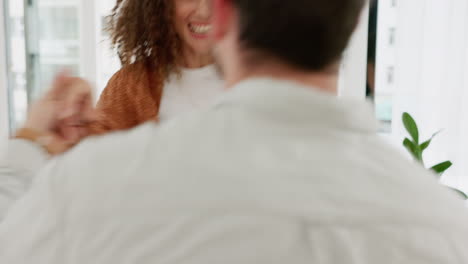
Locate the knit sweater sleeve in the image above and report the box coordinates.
[89,63,162,135]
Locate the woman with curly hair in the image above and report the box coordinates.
[94,0,222,132]
[9,0,221,150]
[0,0,222,219]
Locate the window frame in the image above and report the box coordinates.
[0,0,10,140]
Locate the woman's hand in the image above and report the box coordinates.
[19,72,96,154]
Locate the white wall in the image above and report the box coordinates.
[393,0,468,192]
[0,0,10,149]
[338,3,369,99]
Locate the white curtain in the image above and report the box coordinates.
[392,0,468,192]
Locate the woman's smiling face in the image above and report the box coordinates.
[173,0,214,57]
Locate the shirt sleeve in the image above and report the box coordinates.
[0,159,64,263]
[0,139,49,220]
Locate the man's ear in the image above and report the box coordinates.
[212,0,234,40]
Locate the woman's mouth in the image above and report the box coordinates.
[189,23,212,35]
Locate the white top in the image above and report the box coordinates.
[159,65,224,121]
[0,65,223,220]
[1,78,468,263]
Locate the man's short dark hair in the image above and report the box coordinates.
[233,0,366,71]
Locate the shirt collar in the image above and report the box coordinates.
[215,78,378,134]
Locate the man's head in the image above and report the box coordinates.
[212,0,366,88]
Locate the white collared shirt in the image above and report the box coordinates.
[1,78,468,263]
[0,65,223,220]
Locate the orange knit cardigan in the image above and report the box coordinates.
[89,63,164,135]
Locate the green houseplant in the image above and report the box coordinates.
[402,112,467,199]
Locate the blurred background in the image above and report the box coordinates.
[1,0,120,130]
[1,0,468,193]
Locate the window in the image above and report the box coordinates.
[1,0,9,141]
[370,0,468,193]
[4,0,27,132]
[4,0,119,132]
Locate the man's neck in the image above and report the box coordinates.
[224,62,339,95]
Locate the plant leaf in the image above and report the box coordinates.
[420,140,431,151]
[447,187,468,200]
[402,112,419,144]
[420,130,442,152]
[431,161,453,175]
[431,130,442,139]
[403,138,416,156]
[403,138,424,163]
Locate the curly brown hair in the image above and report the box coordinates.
[106,0,182,78]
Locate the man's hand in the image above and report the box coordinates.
[20,72,96,154]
